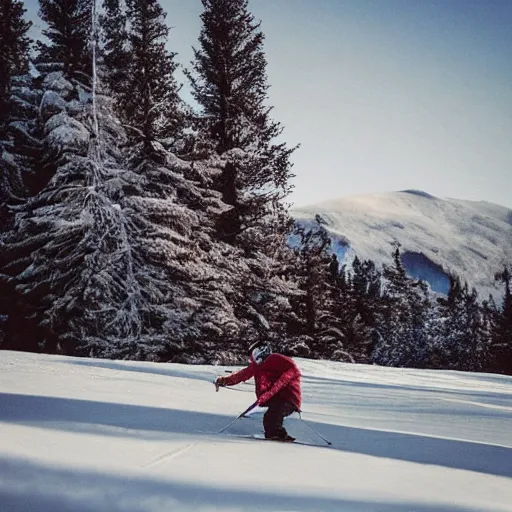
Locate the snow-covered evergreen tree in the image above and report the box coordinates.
[2,0,97,352]
[489,266,512,374]
[372,248,431,367]
[1,76,249,360]
[0,0,31,132]
[1,0,255,361]
[338,257,382,363]
[97,0,249,361]
[117,148,253,361]
[426,275,491,371]
[2,0,148,356]
[0,0,33,229]
[187,0,297,344]
[287,218,350,360]
[0,73,94,348]
[36,0,92,78]
[31,0,97,193]
[453,285,489,371]
[0,1,40,349]
[113,0,184,148]
[426,275,463,369]
[100,0,130,103]
[187,0,295,241]
[0,49,147,353]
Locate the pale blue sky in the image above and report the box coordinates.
[26,0,512,208]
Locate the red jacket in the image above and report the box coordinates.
[222,353,301,411]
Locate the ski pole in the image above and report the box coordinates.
[218,401,258,433]
[212,379,246,392]
[298,413,332,445]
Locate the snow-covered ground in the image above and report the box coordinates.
[1,351,511,512]
[292,191,512,297]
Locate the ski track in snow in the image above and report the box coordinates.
[140,441,197,469]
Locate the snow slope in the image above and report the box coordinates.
[292,191,512,297]
[1,351,511,511]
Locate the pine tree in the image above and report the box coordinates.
[187,0,296,348]
[117,149,253,362]
[0,0,32,132]
[287,219,347,359]
[489,266,512,374]
[0,65,135,354]
[30,0,95,196]
[454,284,488,371]
[1,0,142,356]
[36,0,92,78]
[188,0,295,243]
[1,75,248,360]
[373,247,431,367]
[116,0,183,150]
[0,2,42,350]
[0,0,33,228]
[340,257,382,362]
[97,0,248,361]
[428,275,463,368]
[1,0,249,361]
[100,0,130,100]
[428,275,490,371]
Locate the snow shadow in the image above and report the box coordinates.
[0,455,497,512]
[0,392,234,440]
[286,417,512,478]
[60,358,219,384]
[1,392,510,478]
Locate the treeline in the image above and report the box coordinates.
[0,0,510,374]
[291,219,512,375]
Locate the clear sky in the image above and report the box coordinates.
[25,0,512,208]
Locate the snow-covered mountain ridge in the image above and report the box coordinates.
[292,190,512,297]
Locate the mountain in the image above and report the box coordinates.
[1,351,511,511]
[292,190,512,297]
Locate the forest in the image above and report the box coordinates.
[1,0,511,374]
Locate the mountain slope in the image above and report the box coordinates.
[292,190,512,296]
[0,351,511,511]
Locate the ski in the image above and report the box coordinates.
[226,433,324,447]
[251,434,296,442]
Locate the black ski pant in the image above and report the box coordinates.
[263,398,297,438]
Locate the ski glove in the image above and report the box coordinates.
[215,377,226,392]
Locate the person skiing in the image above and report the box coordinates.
[215,341,301,441]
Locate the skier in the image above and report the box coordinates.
[215,341,301,441]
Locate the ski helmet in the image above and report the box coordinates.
[248,341,272,364]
